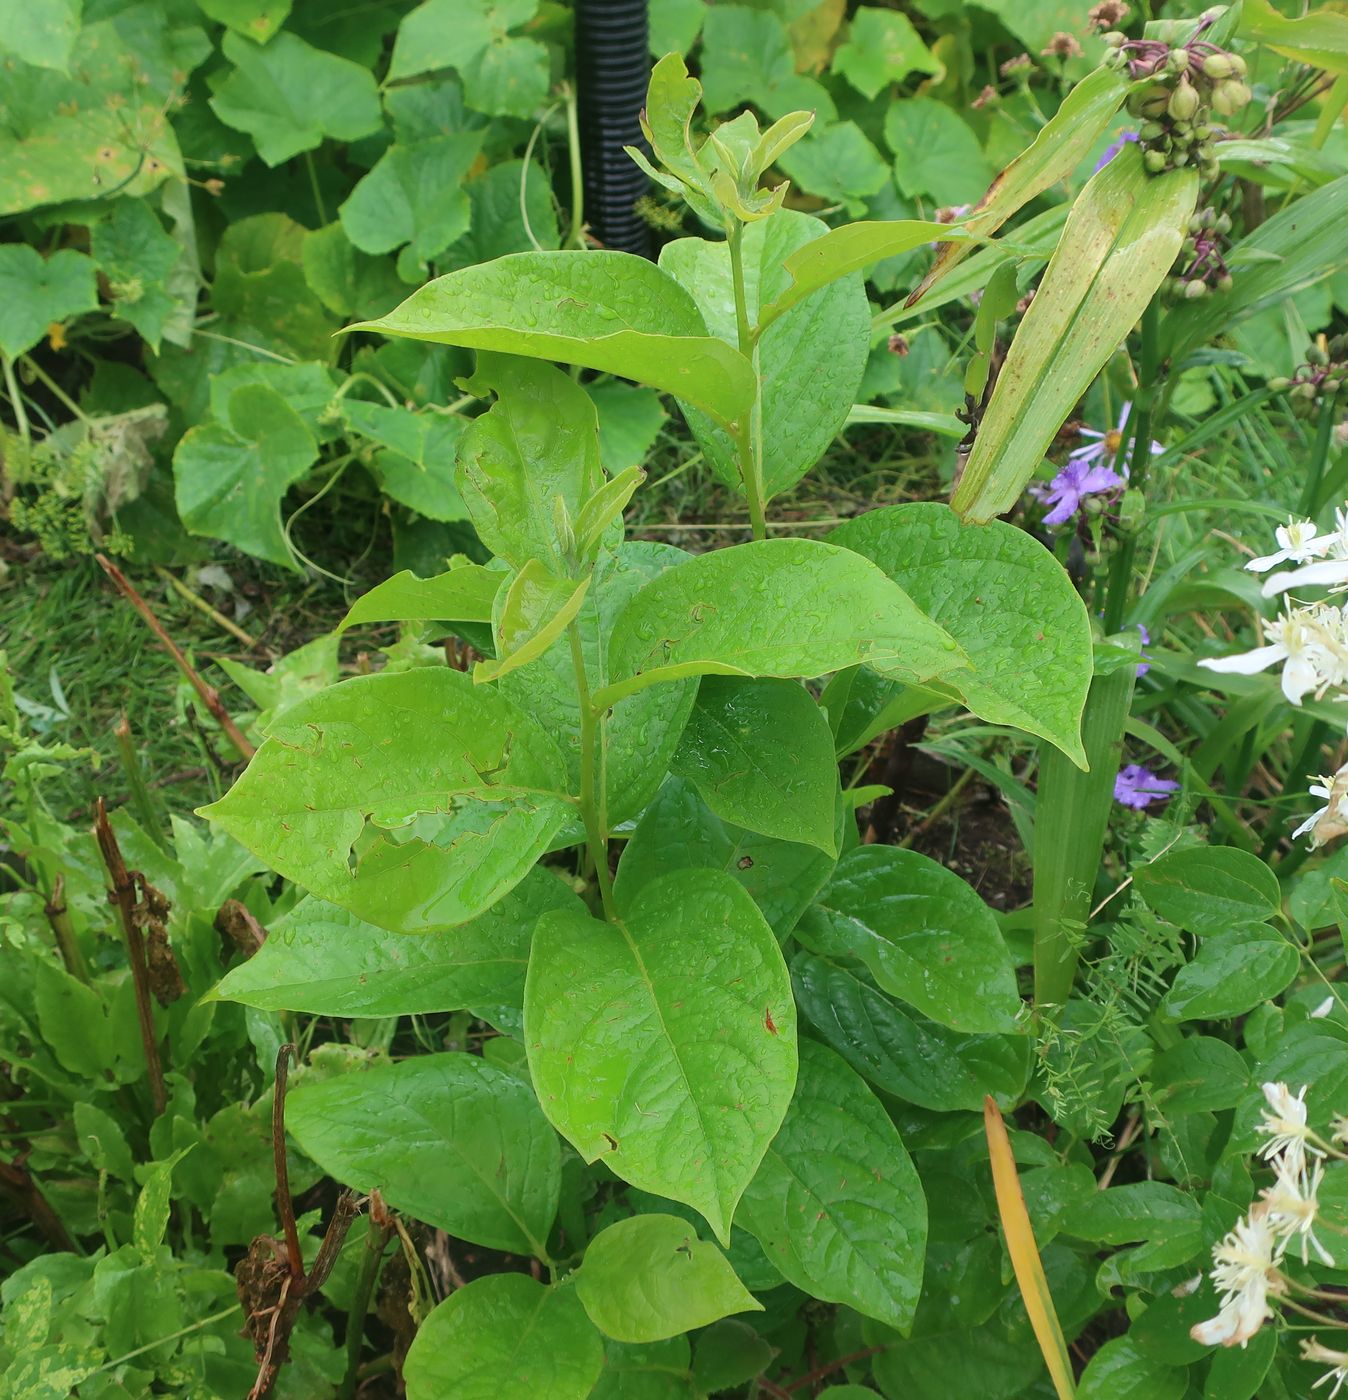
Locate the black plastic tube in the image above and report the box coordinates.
[573,0,652,256]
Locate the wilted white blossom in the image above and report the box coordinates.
[1256,1081,1321,1178]
[1304,1338,1348,1398]
[1189,1206,1283,1347]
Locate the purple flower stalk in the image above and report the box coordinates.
[1114,763,1179,810]
[1094,130,1140,173]
[1136,622,1151,678]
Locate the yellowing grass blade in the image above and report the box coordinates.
[984,1096,1077,1400]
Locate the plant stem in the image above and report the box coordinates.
[564,83,585,249]
[272,1044,304,1281]
[115,711,166,844]
[1103,300,1162,632]
[568,621,615,919]
[93,799,167,1115]
[303,150,327,226]
[1,353,30,448]
[43,875,89,983]
[726,220,768,541]
[1299,396,1338,517]
[338,1213,394,1400]
[19,355,89,423]
[154,565,264,651]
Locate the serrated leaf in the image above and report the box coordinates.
[173,382,317,568]
[953,148,1197,523]
[832,7,941,99]
[338,563,504,632]
[672,676,838,854]
[596,539,965,708]
[1133,846,1281,934]
[736,1040,927,1330]
[287,1053,560,1254]
[0,0,81,70]
[89,199,183,352]
[349,252,755,428]
[887,97,995,206]
[211,868,583,1030]
[828,504,1092,764]
[477,561,590,683]
[404,1275,604,1400]
[441,159,562,271]
[699,5,836,120]
[209,30,382,166]
[777,121,890,214]
[524,868,797,1244]
[793,952,1030,1112]
[575,1215,760,1343]
[0,246,97,359]
[199,668,571,933]
[196,0,292,43]
[660,210,869,500]
[799,846,1022,1033]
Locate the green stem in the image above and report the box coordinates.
[1299,397,1338,517]
[1102,301,1162,632]
[726,220,768,541]
[337,1217,393,1400]
[564,84,585,250]
[19,355,89,423]
[115,711,166,846]
[1,353,30,447]
[303,150,328,226]
[568,620,615,919]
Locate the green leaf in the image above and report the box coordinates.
[615,775,838,939]
[339,564,504,632]
[886,97,995,206]
[596,539,966,708]
[0,0,81,70]
[592,1338,695,1400]
[497,542,698,830]
[133,1151,189,1258]
[832,7,941,99]
[1148,1036,1251,1115]
[575,1215,761,1342]
[73,1103,135,1183]
[1161,927,1300,1022]
[457,355,604,570]
[476,562,590,683]
[32,959,112,1078]
[173,383,317,568]
[196,0,293,43]
[88,200,183,352]
[793,952,1030,1112]
[287,1052,559,1255]
[798,846,1022,1033]
[1078,1336,1185,1400]
[671,677,838,855]
[404,1274,604,1400]
[1060,1181,1202,1259]
[348,252,756,429]
[0,246,97,359]
[199,668,571,933]
[388,0,550,117]
[441,159,562,271]
[736,1040,927,1330]
[1133,846,1281,935]
[953,147,1197,523]
[660,210,869,500]
[1240,0,1348,76]
[698,5,836,121]
[829,504,1092,764]
[910,66,1128,305]
[211,868,582,1030]
[692,1322,775,1395]
[208,30,382,167]
[339,134,484,263]
[777,122,890,214]
[586,382,668,475]
[344,402,468,521]
[524,868,797,1244]
[650,0,706,56]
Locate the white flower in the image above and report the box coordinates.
[1256,1081,1322,1178]
[1247,518,1331,573]
[1262,1155,1333,1266]
[1303,1338,1348,1399]
[1331,1114,1348,1148]
[1293,766,1348,848]
[1197,609,1334,705]
[1264,506,1348,597]
[1313,995,1337,1018]
[1190,1207,1282,1348]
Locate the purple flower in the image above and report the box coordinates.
[1038,457,1126,525]
[1114,763,1179,810]
[1094,130,1140,173]
[1136,622,1151,678]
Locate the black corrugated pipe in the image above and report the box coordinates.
[573,0,652,257]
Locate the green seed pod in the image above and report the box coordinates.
[1183,237,1198,255]
[1308,345,1328,367]
[1141,121,1167,142]
[1166,47,1191,74]
[1184,279,1207,299]
[1172,149,1191,166]
[1212,79,1252,115]
[1228,53,1248,78]
[1215,212,1232,234]
[1168,77,1201,122]
[1325,378,1342,394]
[1296,381,1318,399]
[1201,159,1221,180]
[1143,148,1169,173]
[1172,119,1193,139]
[1202,52,1235,80]
[1268,377,1292,392]
[1216,273,1234,293]
[1104,47,1128,69]
[1193,123,1214,142]
[1201,207,1216,228]
[1103,30,1126,47]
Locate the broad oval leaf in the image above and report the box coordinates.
[1160,926,1299,1022]
[672,676,839,855]
[337,563,504,632]
[199,668,572,933]
[346,251,756,427]
[793,952,1030,1112]
[736,1040,927,1331]
[404,1274,603,1400]
[210,867,583,1032]
[660,210,869,500]
[596,538,966,707]
[1133,845,1281,935]
[1078,1337,1185,1400]
[952,146,1197,523]
[829,503,1092,765]
[524,868,797,1244]
[798,846,1022,1034]
[286,1053,560,1256]
[575,1215,760,1343]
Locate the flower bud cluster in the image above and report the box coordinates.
[1269,337,1348,414]
[1102,20,1252,178]
[1163,206,1233,300]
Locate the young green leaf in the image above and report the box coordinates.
[287,1053,560,1256]
[736,1040,927,1330]
[596,539,966,708]
[404,1275,604,1400]
[346,252,756,428]
[475,562,590,684]
[829,504,1092,765]
[952,147,1198,523]
[0,246,98,359]
[337,563,504,632]
[1133,846,1281,935]
[798,846,1022,1034]
[575,1215,761,1342]
[671,677,839,855]
[524,868,797,1244]
[199,668,572,934]
[575,465,645,559]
